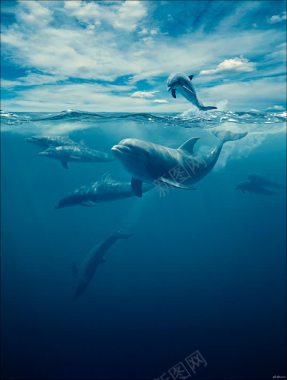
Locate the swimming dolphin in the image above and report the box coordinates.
[26,135,76,149]
[247,174,284,189]
[112,130,247,197]
[73,231,133,299]
[38,145,114,168]
[236,181,275,195]
[167,72,217,111]
[56,177,154,208]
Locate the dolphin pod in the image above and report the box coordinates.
[167,72,217,111]
[25,72,251,300]
[73,231,133,299]
[112,130,248,197]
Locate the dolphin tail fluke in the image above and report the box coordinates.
[213,130,248,144]
[199,105,217,111]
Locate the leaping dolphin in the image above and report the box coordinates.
[73,231,133,299]
[112,130,247,197]
[167,72,217,111]
[39,145,114,168]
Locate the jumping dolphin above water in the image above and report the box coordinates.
[112,130,247,197]
[73,231,133,299]
[39,145,114,168]
[56,178,154,208]
[26,135,76,148]
[167,72,217,111]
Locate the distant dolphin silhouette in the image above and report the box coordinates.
[73,231,133,299]
[112,130,247,197]
[26,135,76,149]
[56,178,154,208]
[236,173,284,195]
[167,72,217,111]
[39,145,114,168]
[236,182,275,195]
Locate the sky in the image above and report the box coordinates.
[1,0,286,112]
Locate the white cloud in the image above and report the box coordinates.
[112,1,147,31]
[199,77,286,110]
[64,1,101,26]
[1,83,170,113]
[64,0,146,31]
[1,73,66,88]
[131,90,159,98]
[200,57,256,75]
[153,99,168,103]
[2,1,281,85]
[17,1,53,27]
[268,12,287,24]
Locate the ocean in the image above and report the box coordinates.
[1,109,286,380]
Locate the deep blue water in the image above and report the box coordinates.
[1,110,286,380]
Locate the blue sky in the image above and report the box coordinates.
[1,0,286,112]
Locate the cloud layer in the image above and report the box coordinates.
[1,0,286,112]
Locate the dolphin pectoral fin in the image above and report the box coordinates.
[171,89,176,99]
[131,177,143,198]
[61,159,68,169]
[178,137,200,154]
[160,177,196,190]
[188,75,194,80]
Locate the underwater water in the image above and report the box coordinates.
[1,109,286,380]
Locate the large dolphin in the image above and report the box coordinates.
[26,135,76,148]
[167,72,217,111]
[56,178,154,208]
[112,130,247,197]
[73,231,133,299]
[39,145,114,168]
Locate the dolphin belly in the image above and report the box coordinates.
[177,87,198,107]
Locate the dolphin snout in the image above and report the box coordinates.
[111,144,131,157]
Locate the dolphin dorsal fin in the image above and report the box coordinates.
[178,137,200,154]
[188,75,194,80]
